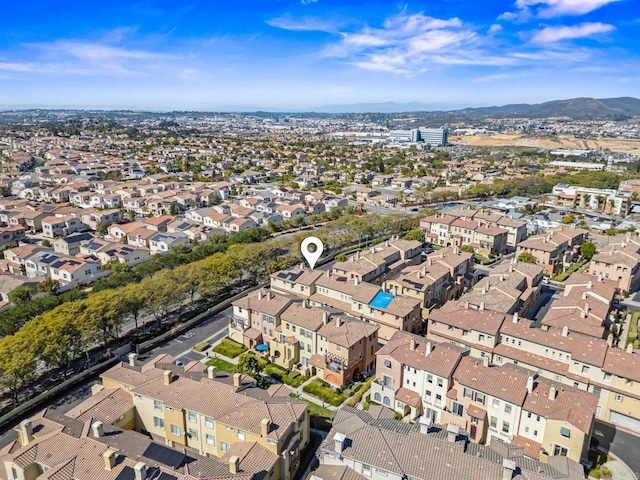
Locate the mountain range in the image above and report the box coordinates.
[311,97,640,118]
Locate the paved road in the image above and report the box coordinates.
[593,421,640,476]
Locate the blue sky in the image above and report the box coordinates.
[0,0,637,110]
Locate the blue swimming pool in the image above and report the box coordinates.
[369,291,395,309]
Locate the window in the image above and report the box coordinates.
[188,411,197,423]
[384,359,392,368]
[153,417,164,429]
[525,426,530,433]
[479,334,485,342]
[615,394,623,403]
[205,417,214,428]
[553,445,569,457]
[362,465,371,477]
[171,424,181,436]
[383,397,390,406]
[464,388,473,399]
[425,390,432,402]
[476,393,485,405]
[490,416,497,428]
[502,421,510,434]
[154,400,162,411]
[374,392,381,402]
[437,378,444,388]
[560,427,571,438]
[534,430,538,437]
[492,398,500,409]
[375,469,387,477]
[581,365,589,375]
[206,434,215,446]
[266,439,277,446]
[451,401,464,417]
[604,373,612,382]
[189,428,198,440]
[221,442,230,452]
[336,345,342,352]
[504,403,512,414]
[427,374,433,384]
[435,394,442,407]
[225,426,235,431]
[238,429,245,440]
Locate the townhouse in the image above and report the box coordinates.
[515,226,587,275]
[53,232,94,256]
[2,244,49,275]
[420,213,509,256]
[0,225,25,246]
[331,239,422,284]
[49,256,104,285]
[589,235,640,293]
[41,214,84,238]
[149,231,191,255]
[317,407,585,480]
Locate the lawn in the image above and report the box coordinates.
[290,393,333,431]
[205,357,235,373]
[302,378,348,407]
[212,337,247,358]
[626,311,640,348]
[552,259,588,282]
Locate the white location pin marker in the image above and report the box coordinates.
[301,236,324,271]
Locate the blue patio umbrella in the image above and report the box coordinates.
[255,344,268,352]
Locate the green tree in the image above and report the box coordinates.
[83,290,127,344]
[336,253,348,262]
[460,245,475,254]
[41,239,52,247]
[0,332,38,404]
[8,286,33,305]
[121,284,146,329]
[517,252,538,264]
[96,222,109,235]
[403,229,425,243]
[580,241,598,260]
[235,353,267,388]
[37,278,60,293]
[561,213,576,224]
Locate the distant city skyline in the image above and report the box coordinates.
[0,0,638,110]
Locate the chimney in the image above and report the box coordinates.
[548,386,556,400]
[326,269,331,278]
[502,459,516,480]
[479,301,485,311]
[229,455,240,475]
[333,432,347,455]
[627,343,634,354]
[512,312,518,324]
[103,448,118,471]
[499,273,505,282]
[464,301,469,310]
[128,353,138,367]
[92,421,104,438]
[163,370,173,385]
[410,339,416,351]
[418,416,431,434]
[482,356,489,367]
[425,342,432,356]
[581,291,587,300]
[207,366,217,379]
[258,290,263,300]
[562,326,569,337]
[261,418,271,437]
[422,266,427,276]
[322,311,329,324]
[481,286,487,295]
[336,317,343,328]
[354,276,359,286]
[446,424,459,443]
[584,302,590,317]
[607,333,614,347]
[526,375,534,394]
[587,280,593,289]
[134,462,148,480]
[300,262,304,271]
[233,372,242,387]
[416,271,422,279]
[18,420,33,446]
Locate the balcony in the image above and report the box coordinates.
[373,377,395,391]
[228,315,248,332]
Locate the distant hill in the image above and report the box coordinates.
[453,97,640,118]
[310,97,640,118]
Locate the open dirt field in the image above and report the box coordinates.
[451,134,640,154]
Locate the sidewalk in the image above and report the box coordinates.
[599,450,638,480]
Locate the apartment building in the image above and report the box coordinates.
[371,331,468,422]
[331,238,422,284]
[385,246,473,313]
[97,354,309,480]
[549,183,632,217]
[590,235,640,293]
[515,226,587,275]
[420,213,509,256]
[270,266,422,341]
[317,407,585,480]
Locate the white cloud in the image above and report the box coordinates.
[301,0,318,4]
[530,22,615,43]
[515,0,621,17]
[488,24,503,34]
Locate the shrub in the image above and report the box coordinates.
[193,341,210,352]
[345,376,375,407]
[212,338,247,358]
[303,378,348,406]
[264,364,308,387]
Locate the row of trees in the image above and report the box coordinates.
[0,212,419,406]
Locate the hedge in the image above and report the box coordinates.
[193,341,210,352]
[212,338,247,358]
[345,376,375,407]
[264,364,308,388]
[303,378,348,406]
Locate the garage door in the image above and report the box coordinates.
[610,412,640,432]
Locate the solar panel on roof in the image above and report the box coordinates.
[114,467,136,480]
[142,443,186,469]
